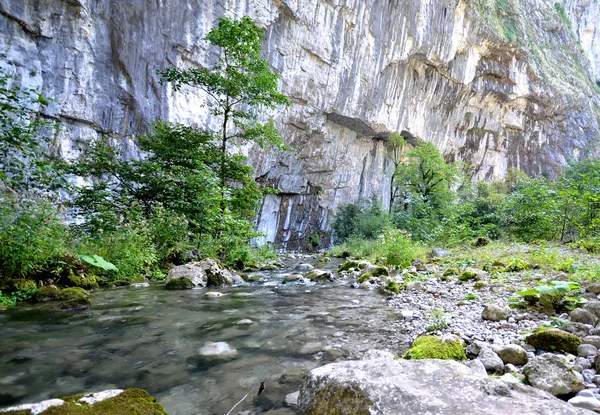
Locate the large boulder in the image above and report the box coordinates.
[527,329,581,353]
[0,388,166,414]
[496,345,529,366]
[522,354,586,396]
[166,259,243,288]
[298,358,589,414]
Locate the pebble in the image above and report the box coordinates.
[235,319,253,325]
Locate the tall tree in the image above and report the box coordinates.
[159,16,290,204]
[386,133,409,213]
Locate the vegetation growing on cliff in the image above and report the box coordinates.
[0,17,288,304]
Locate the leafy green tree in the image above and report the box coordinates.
[332,198,390,243]
[386,133,409,213]
[159,16,290,203]
[0,67,59,194]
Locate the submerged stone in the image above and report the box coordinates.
[198,341,237,360]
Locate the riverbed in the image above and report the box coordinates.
[0,258,405,415]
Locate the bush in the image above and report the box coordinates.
[0,196,70,280]
[380,229,417,268]
[332,198,391,243]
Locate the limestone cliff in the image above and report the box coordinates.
[0,0,599,249]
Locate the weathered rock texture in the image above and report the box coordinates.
[1,0,599,249]
[298,357,591,414]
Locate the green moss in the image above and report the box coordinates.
[370,266,389,277]
[42,296,91,312]
[358,273,374,283]
[504,258,531,272]
[382,279,400,294]
[111,280,131,287]
[165,277,193,290]
[403,336,466,361]
[2,388,167,414]
[65,272,99,289]
[338,260,367,273]
[306,271,333,281]
[443,268,459,277]
[526,329,581,353]
[474,281,486,289]
[35,285,61,302]
[458,270,478,281]
[241,274,265,282]
[60,287,89,300]
[303,384,373,415]
[2,279,37,292]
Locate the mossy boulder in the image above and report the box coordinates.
[111,280,131,287]
[34,286,61,302]
[403,335,466,361]
[458,270,478,281]
[0,388,166,414]
[2,279,37,293]
[503,258,531,272]
[362,265,388,277]
[358,273,374,283]
[306,270,335,282]
[443,268,459,277]
[474,281,486,290]
[59,287,89,300]
[526,329,581,353]
[41,296,92,311]
[379,279,400,295]
[64,272,99,290]
[165,277,193,290]
[338,260,368,273]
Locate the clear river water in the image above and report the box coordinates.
[0,258,405,415]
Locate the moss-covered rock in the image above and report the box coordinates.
[34,285,61,302]
[42,296,92,311]
[2,279,37,293]
[443,268,459,277]
[365,266,389,277]
[301,384,373,415]
[338,260,367,273]
[403,335,466,361]
[380,279,400,295]
[458,270,478,281]
[358,273,374,283]
[111,280,131,287]
[165,277,193,290]
[1,388,166,415]
[60,287,89,300]
[474,281,486,290]
[64,272,99,290]
[503,258,531,272]
[526,329,581,353]
[306,270,334,281]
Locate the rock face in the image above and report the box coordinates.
[1,0,599,249]
[298,357,590,414]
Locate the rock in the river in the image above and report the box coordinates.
[299,358,589,414]
[477,348,504,375]
[282,274,304,284]
[527,329,582,353]
[482,304,510,322]
[198,342,237,360]
[522,354,586,396]
[167,263,207,287]
[285,391,299,409]
[294,263,314,271]
[305,270,335,282]
[165,277,194,290]
[0,389,166,414]
[496,345,529,366]
[167,259,242,288]
[570,308,599,326]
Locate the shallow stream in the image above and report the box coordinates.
[0,258,405,415]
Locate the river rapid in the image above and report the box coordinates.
[0,257,406,415]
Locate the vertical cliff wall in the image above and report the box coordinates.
[1,0,599,249]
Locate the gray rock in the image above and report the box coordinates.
[587,284,600,295]
[584,302,600,319]
[235,319,253,325]
[406,281,423,291]
[282,274,304,284]
[478,348,504,375]
[482,304,510,322]
[299,357,590,414]
[466,341,491,359]
[167,259,241,287]
[523,354,586,396]
[167,263,207,287]
[294,263,314,271]
[567,396,600,411]
[584,336,600,349]
[430,248,451,258]
[561,322,592,338]
[497,345,528,366]
[574,357,592,370]
[0,399,65,414]
[582,369,596,384]
[570,308,599,326]
[464,359,488,377]
[578,344,598,357]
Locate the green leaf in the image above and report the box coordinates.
[517,289,539,296]
[79,254,118,272]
